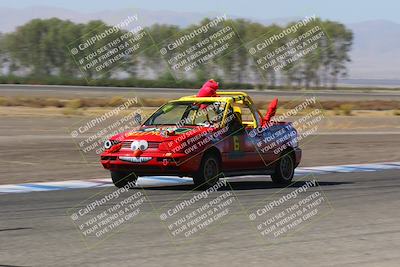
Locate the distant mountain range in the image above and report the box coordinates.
[0,6,399,84]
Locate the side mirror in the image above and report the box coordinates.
[133,113,142,125]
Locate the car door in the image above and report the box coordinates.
[222,104,265,171]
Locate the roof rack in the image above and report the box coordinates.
[178,91,249,102]
[216,91,248,97]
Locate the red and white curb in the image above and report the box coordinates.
[0,162,399,194]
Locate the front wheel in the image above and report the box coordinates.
[193,153,221,188]
[271,151,295,185]
[111,171,137,188]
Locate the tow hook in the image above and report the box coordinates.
[162,158,169,166]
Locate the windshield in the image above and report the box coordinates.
[144,101,227,126]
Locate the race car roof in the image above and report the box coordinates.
[176,91,249,103]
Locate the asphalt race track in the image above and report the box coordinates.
[1,84,400,101]
[1,84,399,266]
[1,169,399,267]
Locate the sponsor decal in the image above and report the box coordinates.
[125,131,160,137]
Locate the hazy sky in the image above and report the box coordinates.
[0,0,399,24]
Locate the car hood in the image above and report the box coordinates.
[110,126,213,143]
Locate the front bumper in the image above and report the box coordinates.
[100,152,202,176]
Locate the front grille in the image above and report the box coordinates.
[121,141,160,150]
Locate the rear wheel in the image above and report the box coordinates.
[111,171,137,188]
[193,152,221,188]
[271,151,295,185]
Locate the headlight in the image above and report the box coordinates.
[104,140,120,149]
[104,140,112,149]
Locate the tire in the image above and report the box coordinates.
[271,151,295,185]
[111,171,137,188]
[193,152,221,188]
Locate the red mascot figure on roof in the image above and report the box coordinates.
[197,79,219,97]
[262,98,278,126]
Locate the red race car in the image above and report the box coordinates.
[101,91,301,188]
